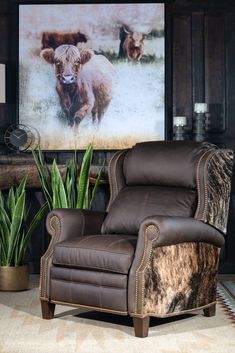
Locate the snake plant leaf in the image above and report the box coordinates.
[0,190,4,208]
[0,204,11,263]
[0,204,11,232]
[89,159,105,210]
[0,174,48,266]
[0,210,9,266]
[38,149,52,194]
[32,149,53,210]
[65,159,77,208]
[52,160,68,209]
[15,175,27,203]
[14,228,23,266]
[76,143,93,209]
[17,202,49,266]
[0,239,7,265]
[33,144,103,212]
[7,190,26,265]
[7,187,15,220]
[66,178,73,208]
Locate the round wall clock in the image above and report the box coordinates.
[4,124,40,152]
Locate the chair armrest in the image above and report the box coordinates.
[128,216,224,315]
[140,215,225,249]
[46,208,107,242]
[131,216,224,285]
[41,209,107,300]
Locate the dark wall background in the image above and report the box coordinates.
[0,0,235,273]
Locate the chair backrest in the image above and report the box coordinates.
[101,141,233,235]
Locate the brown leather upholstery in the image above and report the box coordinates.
[53,234,137,274]
[139,215,225,248]
[102,186,197,235]
[40,209,107,300]
[40,141,233,337]
[123,141,213,188]
[50,267,128,312]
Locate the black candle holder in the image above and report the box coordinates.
[173,125,185,141]
[193,112,206,142]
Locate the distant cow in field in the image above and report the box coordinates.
[41,31,88,50]
[40,44,115,126]
[118,26,147,61]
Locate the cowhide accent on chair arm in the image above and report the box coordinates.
[40,209,107,301]
[128,216,224,317]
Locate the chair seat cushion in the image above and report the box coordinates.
[53,234,137,274]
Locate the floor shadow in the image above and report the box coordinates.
[76,310,196,328]
[54,308,225,337]
[0,276,231,337]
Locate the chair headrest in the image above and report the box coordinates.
[123,141,215,189]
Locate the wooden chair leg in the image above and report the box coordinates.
[133,317,150,338]
[41,300,55,319]
[203,304,216,317]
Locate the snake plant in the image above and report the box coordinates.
[0,176,48,266]
[32,143,105,211]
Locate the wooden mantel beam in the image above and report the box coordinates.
[0,164,108,190]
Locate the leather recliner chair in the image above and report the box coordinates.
[40,141,233,337]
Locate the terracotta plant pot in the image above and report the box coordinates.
[0,265,29,291]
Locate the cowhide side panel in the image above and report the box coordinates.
[142,242,220,317]
[203,151,233,234]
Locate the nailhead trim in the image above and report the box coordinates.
[135,224,159,314]
[107,150,126,211]
[40,215,60,299]
[195,150,214,219]
[130,301,217,318]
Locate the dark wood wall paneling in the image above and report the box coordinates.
[205,15,226,133]
[171,2,235,272]
[1,0,235,272]
[173,14,192,134]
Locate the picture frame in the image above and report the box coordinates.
[18,2,166,151]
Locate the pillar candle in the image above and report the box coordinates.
[173,116,187,126]
[194,103,208,113]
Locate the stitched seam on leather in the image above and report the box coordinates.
[140,226,160,315]
[40,215,61,299]
[134,224,159,314]
[79,209,85,235]
[195,148,216,220]
[107,151,122,211]
[62,234,102,247]
[106,151,117,211]
[107,150,126,211]
[52,261,129,274]
[50,299,128,315]
[51,277,126,289]
[104,236,136,249]
[195,151,215,221]
[54,247,134,256]
[194,150,210,219]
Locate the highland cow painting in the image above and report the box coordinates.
[18,4,165,150]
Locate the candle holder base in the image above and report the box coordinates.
[193,112,206,142]
[173,125,185,141]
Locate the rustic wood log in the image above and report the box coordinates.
[0,154,35,164]
[0,164,108,190]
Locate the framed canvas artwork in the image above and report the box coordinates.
[18,3,165,150]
